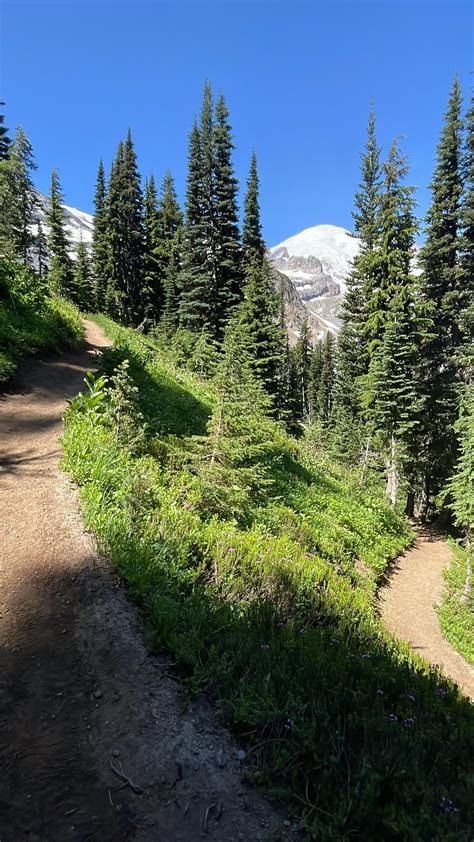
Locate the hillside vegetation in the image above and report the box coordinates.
[0,259,83,383]
[62,315,474,841]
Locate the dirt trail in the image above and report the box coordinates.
[379,528,474,700]
[0,321,287,842]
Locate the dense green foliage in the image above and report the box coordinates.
[62,316,474,841]
[0,259,83,382]
[438,543,474,668]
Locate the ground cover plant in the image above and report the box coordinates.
[62,315,474,841]
[438,542,474,668]
[0,259,83,383]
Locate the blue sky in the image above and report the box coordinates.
[2,0,472,245]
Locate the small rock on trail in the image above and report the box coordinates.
[0,321,288,841]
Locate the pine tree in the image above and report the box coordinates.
[180,83,242,340]
[309,341,323,420]
[179,119,212,331]
[294,318,312,417]
[418,78,465,513]
[334,105,382,430]
[143,173,163,324]
[361,139,420,506]
[0,103,10,160]
[459,90,474,381]
[157,170,183,337]
[106,132,145,325]
[239,257,286,407]
[242,149,266,267]
[46,169,74,297]
[92,159,108,312]
[0,127,37,261]
[317,332,336,424]
[74,239,93,310]
[36,218,48,279]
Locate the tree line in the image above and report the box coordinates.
[0,80,472,526]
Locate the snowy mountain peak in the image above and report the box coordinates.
[270,224,359,295]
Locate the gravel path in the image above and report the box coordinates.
[0,321,287,842]
[379,527,474,700]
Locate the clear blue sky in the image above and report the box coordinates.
[2,0,472,245]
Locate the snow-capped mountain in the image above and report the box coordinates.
[33,192,94,253]
[270,225,360,339]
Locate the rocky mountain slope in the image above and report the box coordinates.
[270,224,360,339]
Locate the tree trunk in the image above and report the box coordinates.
[405,490,415,518]
[417,474,430,522]
[385,434,398,507]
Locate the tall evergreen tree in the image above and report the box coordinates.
[239,258,286,407]
[92,159,108,312]
[180,83,242,340]
[418,78,465,513]
[213,92,243,325]
[46,169,74,297]
[361,139,420,506]
[242,150,266,267]
[9,128,38,263]
[317,332,336,424]
[179,119,212,332]
[309,341,323,421]
[74,239,93,310]
[143,173,163,324]
[106,131,145,325]
[156,170,183,337]
[334,105,382,430]
[0,103,10,160]
[294,318,312,417]
[460,90,474,381]
[36,218,48,279]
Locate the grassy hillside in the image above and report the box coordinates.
[0,260,83,383]
[62,315,474,841]
[439,542,474,668]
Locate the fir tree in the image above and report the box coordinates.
[157,170,183,337]
[242,149,266,267]
[460,90,474,381]
[309,341,323,420]
[213,92,242,325]
[0,127,37,262]
[239,257,286,407]
[46,169,74,297]
[179,119,212,331]
[92,159,108,312]
[36,218,48,279]
[294,318,312,417]
[334,105,382,430]
[418,78,465,513]
[74,239,93,310]
[0,103,10,160]
[143,173,163,324]
[317,332,336,424]
[106,132,145,325]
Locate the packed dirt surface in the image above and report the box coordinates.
[0,321,288,842]
[379,527,474,700]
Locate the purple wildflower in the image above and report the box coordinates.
[388,713,398,722]
[437,687,447,699]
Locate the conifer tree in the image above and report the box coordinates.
[106,132,145,325]
[179,119,212,331]
[242,150,266,267]
[239,257,286,407]
[213,92,243,324]
[317,332,336,424]
[92,159,108,312]
[0,103,10,160]
[460,90,474,380]
[361,139,419,506]
[294,318,312,417]
[36,218,48,279]
[157,170,183,337]
[0,127,37,262]
[46,169,74,297]
[418,78,465,512]
[334,105,382,428]
[143,173,163,324]
[74,240,93,310]
[309,341,323,420]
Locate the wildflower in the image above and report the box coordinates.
[227,547,236,553]
[402,717,416,728]
[437,687,447,699]
[376,689,384,696]
[439,796,459,815]
[388,713,398,722]
[283,719,294,733]
[330,637,339,645]
[406,694,416,702]
[361,653,371,659]
[260,643,270,651]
